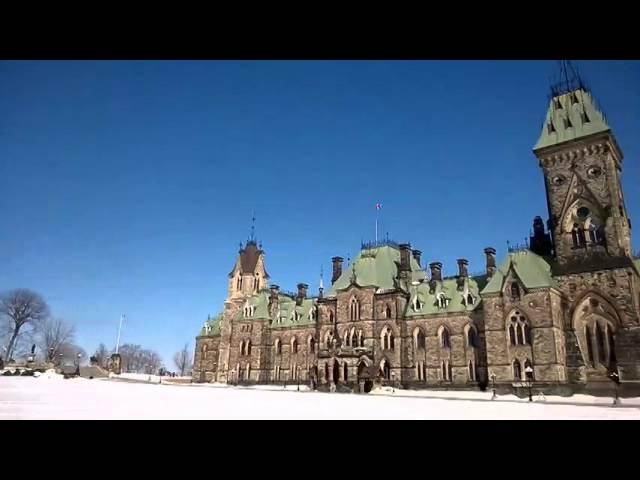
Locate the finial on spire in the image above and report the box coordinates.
[551,60,586,97]
[249,210,256,242]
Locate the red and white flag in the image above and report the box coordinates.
[376,202,382,210]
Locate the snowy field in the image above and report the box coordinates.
[1,376,639,419]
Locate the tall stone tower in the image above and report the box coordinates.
[227,240,270,299]
[534,67,632,270]
[533,62,639,385]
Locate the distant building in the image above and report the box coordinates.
[193,69,640,395]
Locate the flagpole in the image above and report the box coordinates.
[376,209,378,243]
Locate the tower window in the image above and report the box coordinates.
[510,283,521,300]
[508,311,531,346]
[385,304,392,319]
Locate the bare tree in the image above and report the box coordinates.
[118,343,162,374]
[38,317,75,363]
[173,343,193,376]
[93,343,110,368]
[0,289,50,361]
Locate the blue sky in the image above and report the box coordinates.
[1,60,639,367]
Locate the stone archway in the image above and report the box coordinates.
[357,357,373,393]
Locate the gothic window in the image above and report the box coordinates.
[324,330,334,348]
[357,329,364,347]
[202,344,208,360]
[385,304,392,319]
[343,329,350,347]
[275,365,281,381]
[291,337,298,354]
[275,338,282,355]
[381,326,394,350]
[349,328,356,347]
[343,363,348,382]
[508,311,531,346]
[308,336,315,353]
[585,325,594,364]
[246,340,252,356]
[440,326,451,349]
[239,340,245,356]
[416,361,426,381]
[467,294,474,305]
[436,293,449,309]
[414,327,426,350]
[415,299,422,310]
[329,311,334,323]
[349,297,360,321]
[513,359,522,381]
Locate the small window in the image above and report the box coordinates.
[386,305,392,319]
[275,338,282,355]
[513,359,522,381]
[329,311,334,323]
[292,338,298,354]
[415,328,426,350]
[511,283,520,299]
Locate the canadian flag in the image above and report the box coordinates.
[376,202,382,210]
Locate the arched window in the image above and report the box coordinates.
[513,359,522,380]
[343,329,350,347]
[508,311,531,346]
[414,328,426,350]
[349,328,356,347]
[349,297,360,321]
[381,326,394,350]
[324,330,334,349]
[246,363,251,381]
[246,340,252,356]
[415,299,422,310]
[511,282,521,299]
[275,338,282,355]
[467,294,474,305]
[329,311,334,323]
[308,336,315,353]
[275,365,281,381]
[357,329,364,347]
[466,325,478,348]
[343,363,348,382]
[239,340,245,356]
[291,337,298,354]
[440,327,451,349]
[386,304,392,319]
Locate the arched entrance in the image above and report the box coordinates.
[357,359,373,393]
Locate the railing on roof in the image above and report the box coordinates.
[361,239,401,250]
[507,240,530,253]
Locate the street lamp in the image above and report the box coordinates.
[524,365,534,402]
[608,370,620,406]
[391,371,396,393]
[490,372,497,400]
[58,353,63,368]
[49,347,54,363]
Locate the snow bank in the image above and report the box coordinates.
[368,385,640,406]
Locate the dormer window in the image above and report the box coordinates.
[510,283,521,300]
[436,292,449,309]
[414,299,422,311]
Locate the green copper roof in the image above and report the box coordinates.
[326,245,423,296]
[234,291,271,321]
[200,313,222,336]
[270,295,317,329]
[406,275,484,316]
[534,89,610,151]
[481,251,557,295]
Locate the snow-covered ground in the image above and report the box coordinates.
[1,376,638,419]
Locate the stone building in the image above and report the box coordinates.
[193,72,640,395]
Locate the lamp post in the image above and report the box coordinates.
[608,370,620,406]
[490,372,497,400]
[391,371,396,393]
[49,347,54,363]
[58,352,63,368]
[524,365,533,402]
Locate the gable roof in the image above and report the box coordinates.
[534,88,610,152]
[481,250,557,295]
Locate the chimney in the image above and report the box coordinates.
[268,284,280,314]
[484,247,497,278]
[456,258,469,277]
[412,249,422,267]
[429,262,443,282]
[456,258,468,291]
[296,283,308,306]
[331,257,343,284]
[399,243,412,273]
